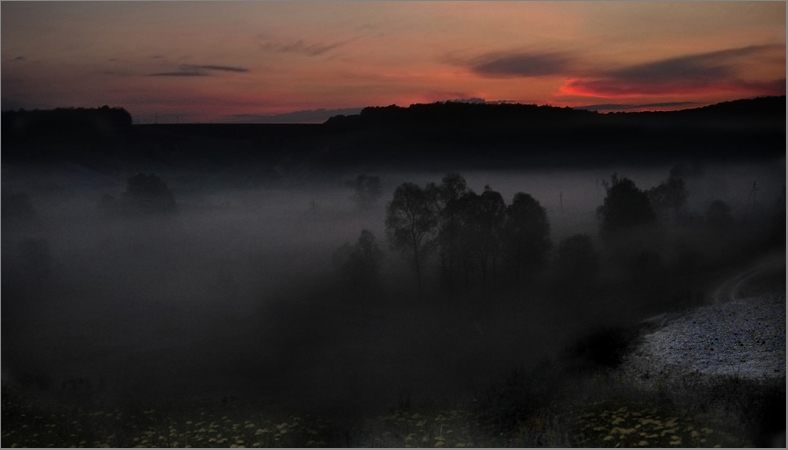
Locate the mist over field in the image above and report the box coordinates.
[3,155,784,418]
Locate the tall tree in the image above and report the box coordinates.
[597,174,656,241]
[502,192,552,280]
[385,183,438,294]
[476,187,507,286]
[647,174,688,223]
[434,174,470,297]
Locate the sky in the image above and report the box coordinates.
[2,1,785,123]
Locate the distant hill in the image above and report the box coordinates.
[2,106,132,141]
[1,97,784,182]
[316,96,785,170]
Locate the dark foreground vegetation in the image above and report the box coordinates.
[3,337,784,447]
[2,98,785,447]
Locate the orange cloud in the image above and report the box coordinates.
[560,77,786,99]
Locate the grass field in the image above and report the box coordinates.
[3,347,781,448]
[4,266,784,447]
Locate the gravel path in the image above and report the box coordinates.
[620,260,786,383]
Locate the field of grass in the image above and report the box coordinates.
[4,354,780,448]
[3,269,784,448]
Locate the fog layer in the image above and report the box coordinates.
[2,159,784,416]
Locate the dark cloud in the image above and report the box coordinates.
[183,64,249,73]
[148,64,250,77]
[469,51,574,77]
[610,45,780,83]
[259,38,351,56]
[148,71,208,77]
[562,45,785,97]
[226,107,364,123]
[564,77,786,97]
[465,44,783,99]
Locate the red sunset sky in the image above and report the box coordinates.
[2,1,785,123]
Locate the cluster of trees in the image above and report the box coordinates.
[373,168,783,303]
[385,174,552,299]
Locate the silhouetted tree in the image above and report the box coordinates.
[502,192,552,281]
[597,174,656,241]
[385,183,438,294]
[350,174,382,210]
[434,174,471,298]
[474,187,507,286]
[705,199,734,229]
[118,173,177,216]
[333,229,384,292]
[647,174,688,223]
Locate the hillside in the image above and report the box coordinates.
[2,96,784,181]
